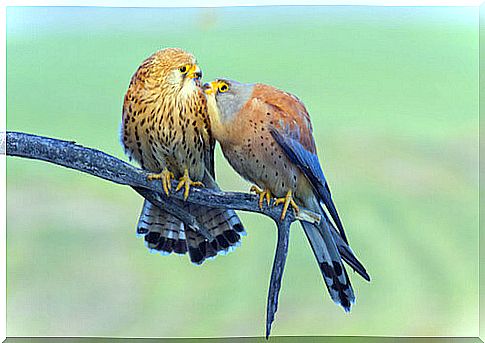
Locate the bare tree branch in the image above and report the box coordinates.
[266,217,290,339]
[5,131,321,338]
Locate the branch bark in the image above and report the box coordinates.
[5,131,321,337]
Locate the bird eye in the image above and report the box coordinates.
[179,66,187,73]
[219,83,229,93]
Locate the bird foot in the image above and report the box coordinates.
[274,190,300,221]
[250,185,273,210]
[147,168,174,196]
[176,168,204,200]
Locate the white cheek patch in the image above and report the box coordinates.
[179,79,198,100]
[167,70,182,86]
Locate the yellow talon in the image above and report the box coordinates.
[274,190,300,221]
[250,185,272,210]
[147,168,174,196]
[176,168,204,200]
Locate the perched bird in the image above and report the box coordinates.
[121,49,245,264]
[204,79,370,310]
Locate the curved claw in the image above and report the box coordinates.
[250,185,272,210]
[176,168,204,200]
[274,190,300,221]
[147,168,174,196]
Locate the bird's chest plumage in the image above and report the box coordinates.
[221,118,301,199]
[122,89,209,180]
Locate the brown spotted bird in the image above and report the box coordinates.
[121,49,245,264]
[204,79,369,310]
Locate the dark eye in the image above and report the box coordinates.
[179,66,187,73]
[219,84,228,92]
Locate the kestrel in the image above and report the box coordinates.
[204,79,369,310]
[121,49,245,264]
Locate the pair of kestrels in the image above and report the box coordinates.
[121,48,369,312]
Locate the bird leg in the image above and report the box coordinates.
[176,168,204,201]
[274,190,300,221]
[147,168,174,196]
[250,185,273,210]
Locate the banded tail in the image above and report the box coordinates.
[137,199,245,265]
[301,218,355,311]
[299,197,368,311]
[137,200,188,255]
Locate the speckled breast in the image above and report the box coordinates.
[221,121,302,200]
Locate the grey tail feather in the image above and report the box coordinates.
[137,173,247,265]
[186,204,245,264]
[184,227,217,264]
[184,169,247,264]
[301,218,355,311]
[137,200,188,255]
[328,218,370,282]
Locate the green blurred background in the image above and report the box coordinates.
[6,5,478,338]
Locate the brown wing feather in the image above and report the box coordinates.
[250,84,317,154]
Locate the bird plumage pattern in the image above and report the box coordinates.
[204,79,369,310]
[121,49,245,264]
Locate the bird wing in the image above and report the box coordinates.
[249,89,369,281]
[271,127,371,281]
[269,127,349,241]
[257,92,348,245]
[204,135,216,179]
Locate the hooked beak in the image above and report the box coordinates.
[186,64,202,80]
[203,81,219,95]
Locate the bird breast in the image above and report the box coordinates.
[122,85,208,180]
[220,118,306,200]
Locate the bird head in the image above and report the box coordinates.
[141,48,202,94]
[203,79,254,125]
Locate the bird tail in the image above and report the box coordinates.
[186,205,245,264]
[327,213,370,282]
[136,175,246,265]
[183,171,246,264]
[137,199,188,255]
[301,199,355,311]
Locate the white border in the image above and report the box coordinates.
[2,1,481,341]
[2,0,484,7]
[1,2,6,342]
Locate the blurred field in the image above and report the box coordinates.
[6,6,478,338]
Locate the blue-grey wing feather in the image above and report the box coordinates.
[271,127,370,281]
[270,127,348,244]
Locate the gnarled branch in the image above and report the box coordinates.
[5,131,321,338]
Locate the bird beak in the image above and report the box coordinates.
[203,81,219,95]
[186,64,202,80]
